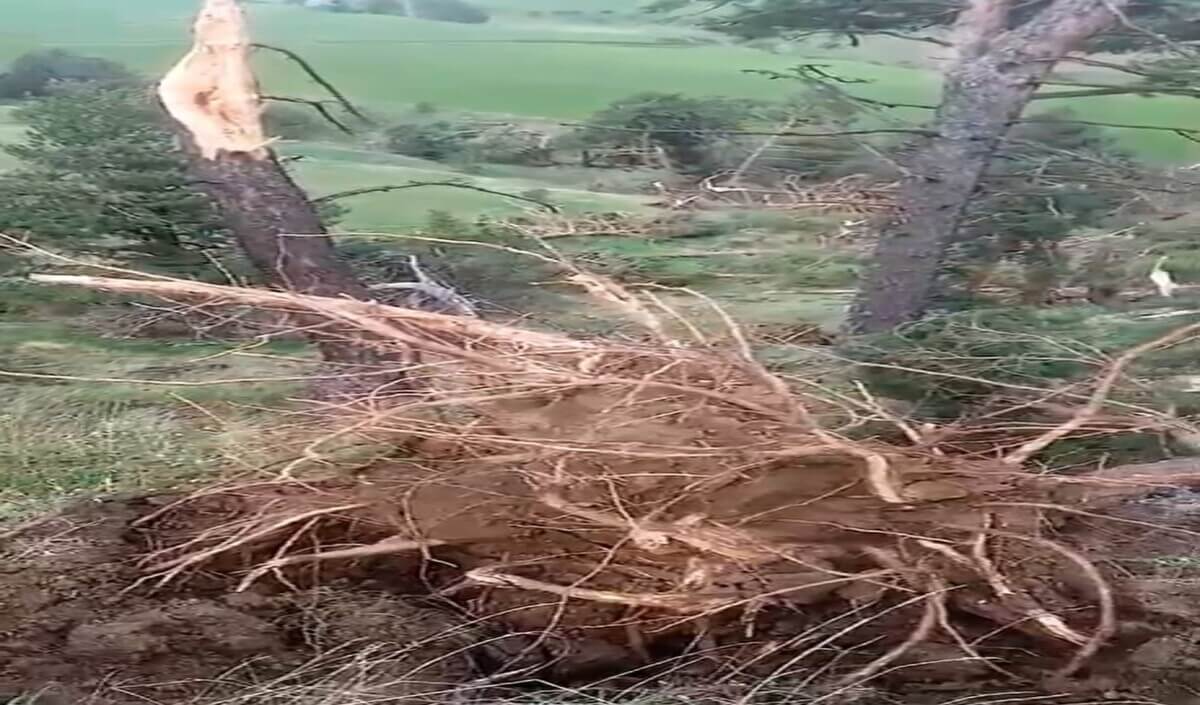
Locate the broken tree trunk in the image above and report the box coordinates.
[159,0,400,380]
[848,0,1127,333]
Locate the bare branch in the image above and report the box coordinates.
[262,95,354,135]
[312,181,561,213]
[1032,85,1200,99]
[1057,54,1157,77]
[559,121,936,138]
[252,43,375,126]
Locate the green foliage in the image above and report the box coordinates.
[382,116,551,165]
[667,0,1200,51]
[0,84,224,256]
[465,125,555,165]
[413,0,491,23]
[846,307,1200,416]
[312,0,490,23]
[575,92,750,171]
[842,306,1200,464]
[0,48,133,99]
[943,112,1144,302]
[383,118,478,161]
[364,0,403,13]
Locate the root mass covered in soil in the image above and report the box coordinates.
[9,274,1200,703]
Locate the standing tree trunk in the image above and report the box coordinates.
[159,0,394,377]
[848,0,1128,333]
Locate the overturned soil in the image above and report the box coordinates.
[0,497,487,705]
[5,469,1200,705]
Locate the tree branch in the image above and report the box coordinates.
[1015,114,1200,139]
[559,122,935,138]
[1033,85,1200,99]
[262,95,354,135]
[1056,54,1156,77]
[251,43,375,126]
[1004,0,1131,57]
[312,181,561,213]
[870,30,951,47]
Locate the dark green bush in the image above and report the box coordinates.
[0,49,134,99]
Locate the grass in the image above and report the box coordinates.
[288,142,650,230]
[0,320,313,518]
[0,106,24,171]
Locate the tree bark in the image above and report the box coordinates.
[848,0,1129,333]
[159,0,396,377]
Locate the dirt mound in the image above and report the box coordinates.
[0,497,491,705]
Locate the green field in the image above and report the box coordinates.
[1,0,1198,161]
[287,143,650,229]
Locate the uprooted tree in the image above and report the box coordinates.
[29,269,1200,685]
[669,0,1200,333]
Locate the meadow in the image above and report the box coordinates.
[0,0,1197,160]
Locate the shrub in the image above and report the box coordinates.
[413,0,490,23]
[383,119,477,161]
[0,49,134,99]
[314,0,490,22]
[465,125,554,165]
[364,0,402,12]
[0,84,224,258]
[575,93,750,172]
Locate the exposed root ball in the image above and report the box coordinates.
[29,272,1200,686]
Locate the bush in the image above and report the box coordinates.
[0,84,224,258]
[465,125,554,165]
[364,0,402,12]
[575,93,750,172]
[414,0,489,22]
[383,119,477,161]
[0,49,134,99]
[312,0,489,22]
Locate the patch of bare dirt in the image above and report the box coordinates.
[0,497,491,705]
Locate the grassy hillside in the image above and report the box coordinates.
[286,143,651,230]
[1,0,1198,161]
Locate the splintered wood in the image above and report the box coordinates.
[159,0,268,159]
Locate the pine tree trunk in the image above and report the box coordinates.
[848,60,1036,333]
[160,0,402,384]
[183,151,367,302]
[179,149,395,371]
[848,0,1127,333]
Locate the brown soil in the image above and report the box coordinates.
[0,497,491,705]
[5,471,1200,705]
